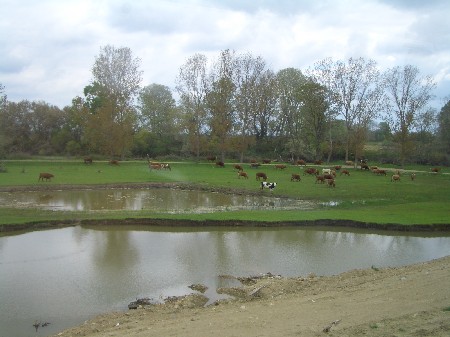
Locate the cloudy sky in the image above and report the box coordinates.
[1,0,449,109]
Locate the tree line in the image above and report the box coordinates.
[0,45,449,165]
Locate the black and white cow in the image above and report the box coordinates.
[261,181,277,191]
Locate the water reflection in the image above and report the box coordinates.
[1,226,449,337]
[0,189,315,212]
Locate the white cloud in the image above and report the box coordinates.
[1,0,449,108]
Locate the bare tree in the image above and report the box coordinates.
[176,53,208,159]
[311,57,384,162]
[383,65,436,166]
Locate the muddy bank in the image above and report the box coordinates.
[51,255,450,337]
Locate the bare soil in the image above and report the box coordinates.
[52,255,450,337]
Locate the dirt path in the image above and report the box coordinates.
[53,255,450,337]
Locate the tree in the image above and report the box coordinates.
[205,49,237,161]
[311,57,384,162]
[176,54,208,159]
[137,84,181,157]
[85,45,142,157]
[383,65,436,166]
[233,53,268,162]
[437,99,450,155]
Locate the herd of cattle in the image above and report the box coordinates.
[36,157,442,191]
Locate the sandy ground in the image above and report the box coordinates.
[52,255,450,337]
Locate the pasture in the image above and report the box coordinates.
[0,159,449,226]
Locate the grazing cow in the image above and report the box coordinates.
[410,173,416,181]
[373,169,387,176]
[334,165,341,171]
[261,181,277,191]
[304,167,318,176]
[296,159,306,166]
[431,167,440,173]
[256,172,268,181]
[322,168,331,175]
[206,156,217,162]
[250,162,261,169]
[149,163,162,170]
[109,160,119,165]
[326,179,335,188]
[238,171,248,179]
[391,174,401,182]
[315,175,325,184]
[340,169,350,176]
[215,161,225,168]
[234,164,244,171]
[84,157,93,164]
[38,172,54,182]
[291,173,301,182]
[314,160,323,165]
[263,159,271,164]
[275,164,287,170]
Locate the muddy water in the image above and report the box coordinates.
[1,226,450,337]
[0,188,316,212]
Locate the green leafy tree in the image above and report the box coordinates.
[438,99,450,155]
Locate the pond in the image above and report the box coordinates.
[0,188,317,213]
[1,225,450,337]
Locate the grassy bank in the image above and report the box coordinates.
[0,159,449,228]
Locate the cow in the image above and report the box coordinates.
[234,164,244,171]
[290,173,301,182]
[238,171,248,179]
[345,161,354,166]
[256,172,268,181]
[360,163,370,170]
[334,165,342,171]
[161,163,171,171]
[326,179,336,188]
[304,168,318,176]
[250,163,261,169]
[262,159,271,164]
[149,163,162,170]
[109,160,119,165]
[391,174,401,182]
[215,161,225,168]
[275,164,287,170]
[296,159,306,166]
[322,168,331,175]
[38,172,54,182]
[261,181,277,191]
[84,157,93,164]
[431,167,440,173]
[314,160,323,165]
[340,169,350,176]
[410,173,416,181]
[315,175,325,184]
[373,169,387,176]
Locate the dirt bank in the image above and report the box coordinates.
[52,255,450,337]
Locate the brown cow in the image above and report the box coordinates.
[38,172,54,182]
[315,175,325,184]
[325,178,335,188]
[296,159,306,166]
[250,162,261,169]
[291,173,301,182]
[238,171,248,179]
[431,167,440,173]
[149,163,162,170]
[109,160,119,165]
[373,169,387,176]
[262,159,271,164]
[215,161,225,168]
[84,157,93,164]
[275,164,287,170]
[314,160,323,165]
[340,169,350,176]
[256,172,268,181]
[234,164,244,171]
[303,167,318,176]
[334,165,341,171]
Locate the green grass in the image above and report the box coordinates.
[0,159,449,227]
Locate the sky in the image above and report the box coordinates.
[1,0,449,110]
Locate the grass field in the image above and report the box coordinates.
[0,159,449,226]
